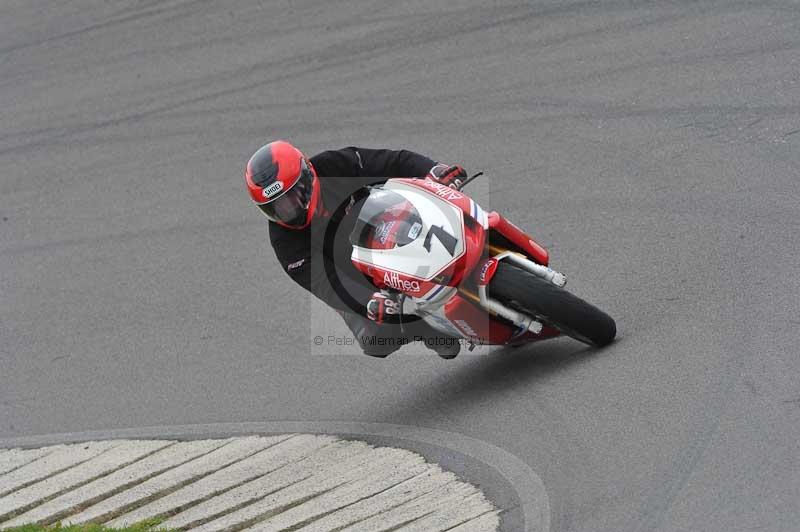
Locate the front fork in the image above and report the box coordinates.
[474,251,567,335]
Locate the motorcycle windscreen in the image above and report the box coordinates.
[350,188,424,250]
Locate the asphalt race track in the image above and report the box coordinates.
[2,1,799,531]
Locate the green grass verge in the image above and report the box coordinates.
[1,518,174,532]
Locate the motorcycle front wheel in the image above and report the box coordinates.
[489,261,616,347]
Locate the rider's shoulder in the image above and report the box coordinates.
[309,147,365,176]
[309,146,360,161]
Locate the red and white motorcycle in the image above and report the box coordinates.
[349,177,616,349]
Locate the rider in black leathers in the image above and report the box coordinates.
[245,141,466,358]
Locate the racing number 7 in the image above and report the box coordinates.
[423,225,457,256]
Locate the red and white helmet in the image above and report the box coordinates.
[244,140,321,229]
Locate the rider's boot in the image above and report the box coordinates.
[425,337,461,359]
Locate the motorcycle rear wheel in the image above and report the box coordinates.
[489,261,616,347]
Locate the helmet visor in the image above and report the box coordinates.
[257,160,314,226]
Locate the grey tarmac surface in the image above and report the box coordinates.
[1,1,799,531]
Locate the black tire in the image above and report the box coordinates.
[489,262,616,347]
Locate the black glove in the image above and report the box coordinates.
[366,291,402,324]
[428,163,468,189]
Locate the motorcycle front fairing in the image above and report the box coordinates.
[349,178,559,345]
[349,179,484,301]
